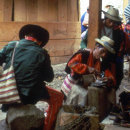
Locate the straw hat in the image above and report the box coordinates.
[95,36,115,54]
[103,7,122,22]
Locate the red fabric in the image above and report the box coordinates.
[68,53,88,74]
[43,86,64,130]
[68,51,101,74]
[122,24,130,53]
[125,33,130,52]
[105,69,116,86]
[120,24,130,54]
[25,36,37,42]
[86,51,101,72]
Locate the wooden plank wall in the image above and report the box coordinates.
[0,0,13,21]
[0,0,80,64]
[13,0,80,22]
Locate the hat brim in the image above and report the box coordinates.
[102,11,122,22]
[95,38,115,54]
[19,24,49,47]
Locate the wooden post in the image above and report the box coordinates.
[87,0,102,49]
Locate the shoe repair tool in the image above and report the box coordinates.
[91,79,107,88]
[100,71,105,78]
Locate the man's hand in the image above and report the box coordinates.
[98,77,113,87]
[88,66,100,75]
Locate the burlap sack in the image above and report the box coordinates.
[63,84,88,106]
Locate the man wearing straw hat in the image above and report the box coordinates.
[62,36,116,105]
[101,7,126,90]
[80,7,126,90]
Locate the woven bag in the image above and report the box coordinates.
[61,74,77,97]
[0,42,21,104]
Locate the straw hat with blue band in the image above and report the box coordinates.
[102,7,122,22]
[95,36,115,54]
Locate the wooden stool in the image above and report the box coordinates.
[88,86,116,121]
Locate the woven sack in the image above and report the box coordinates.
[0,42,21,104]
[61,74,88,106]
[61,74,78,97]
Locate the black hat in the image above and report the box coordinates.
[19,24,49,47]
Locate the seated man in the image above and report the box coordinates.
[62,36,116,105]
[0,24,64,130]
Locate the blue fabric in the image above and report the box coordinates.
[80,30,88,49]
[124,21,130,40]
[81,12,87,33]
[116,57,123,63]
[124,5,130,20]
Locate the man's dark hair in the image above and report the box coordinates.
[104,17,122,25]
[95,42,104,48]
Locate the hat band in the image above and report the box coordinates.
[103,41,113,48]
[103,41,115,53]
[105,13,121,20]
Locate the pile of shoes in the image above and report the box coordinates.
[112,91,130,127]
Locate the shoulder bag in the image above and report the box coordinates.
[0,42,21,104]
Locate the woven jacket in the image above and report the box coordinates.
[0,39,54,104]
[122,22,130,54]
